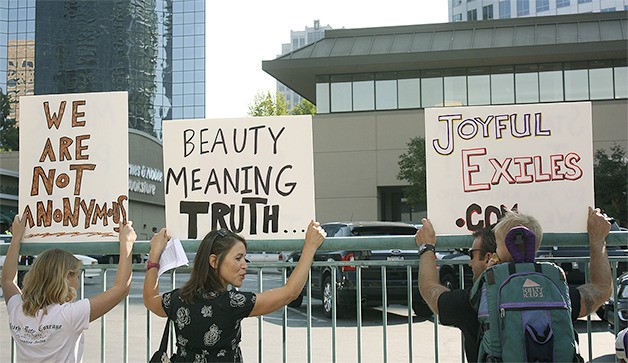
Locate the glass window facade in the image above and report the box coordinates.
[468,68,491,105]
[614,60,628,99]
[316,60,626,113]
[483,5,494,20]
[0,0,36,123]
[564,63,589,101]
[491,67,515,104]
[557,0,570,7]
[0,0,204,139]
[170,0,205,135]
[375,77,397,110]
[589,61,614,100]
[515,64,539,103]
[397,75,421,109]
[353,80,374,111]
[444,70,467,106]
[517,0,530,16]
[536,0,550,12]
[539,64,564,102]
[421,71,444,107]
[499,0,512,18]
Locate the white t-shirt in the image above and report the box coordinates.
[7,294,90,363]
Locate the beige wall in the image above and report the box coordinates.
[591,100,628,152]
[312,100,628,224]
[313,110,426,223]
[0,151,19,171]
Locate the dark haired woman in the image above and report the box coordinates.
[143,221,326,362]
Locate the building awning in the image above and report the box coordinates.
[262,11,628,104]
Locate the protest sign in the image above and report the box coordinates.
[19,92,129,242]
[425,102,594,234]
[163,116,315,240]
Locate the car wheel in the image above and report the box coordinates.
[412,299,433,319]
[288,292,303,308]
[322,275,334,318]
[441,272,459,290]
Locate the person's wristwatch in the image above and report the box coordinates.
[418,243,436,257]
[146,260,160,271]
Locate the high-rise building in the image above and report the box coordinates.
[0,0,205,138]
[0,0,205,237]
[449,0,628,22]
[277,20,332,109]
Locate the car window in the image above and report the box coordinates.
[620,283,628,299]
[351,226,417,236]
[322,225,343,237]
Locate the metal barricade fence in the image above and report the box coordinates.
[0,232,626,362]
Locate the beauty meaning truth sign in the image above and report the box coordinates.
[425,102,594,235]
[162,116,316,240]
[19,92,129,242]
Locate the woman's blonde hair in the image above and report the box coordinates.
[21,249,82,316]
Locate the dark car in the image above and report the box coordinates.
[604,273,628,332]
[88,253,144,264]
[535,245,628,286]
[287,221,469,318]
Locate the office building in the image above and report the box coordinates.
[263,11,627,223]
[0,0,206,236]
[449,0,628,22]
[277,20,332,109]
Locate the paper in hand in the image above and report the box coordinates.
[157,238,189,277]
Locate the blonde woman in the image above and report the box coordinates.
[1,215,136,362]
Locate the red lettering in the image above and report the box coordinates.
[462,148,490,192]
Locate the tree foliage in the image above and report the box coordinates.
[248,91,289,116]
[248,91,316,117]
[397,136,426,206]
[594,144,627,226]
[0,89,18,151]
[290,99,316,115]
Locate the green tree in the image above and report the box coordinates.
[0,89,18,151]
[594,144,627,227]
[397,136,426,206]
[248,91,289,116]
[289,99,316,115]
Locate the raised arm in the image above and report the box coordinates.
[417,218,449,315]
[249,221,326,317]
[1,215,26,302]
[143,228,169,317]
[576,206,613,318]
[88,221,136,322]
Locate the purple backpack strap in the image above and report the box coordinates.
[505,226,536,263]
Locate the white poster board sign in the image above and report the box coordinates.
[19,92,129,242]
[425,102,594,235]
[163,116,315,240]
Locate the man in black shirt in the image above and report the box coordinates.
[416,207,613,362]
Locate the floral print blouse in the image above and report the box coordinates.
[162,288,256,363]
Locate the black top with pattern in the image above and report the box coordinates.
[162,288,256,363]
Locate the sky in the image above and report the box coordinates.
[205,2,449,118]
